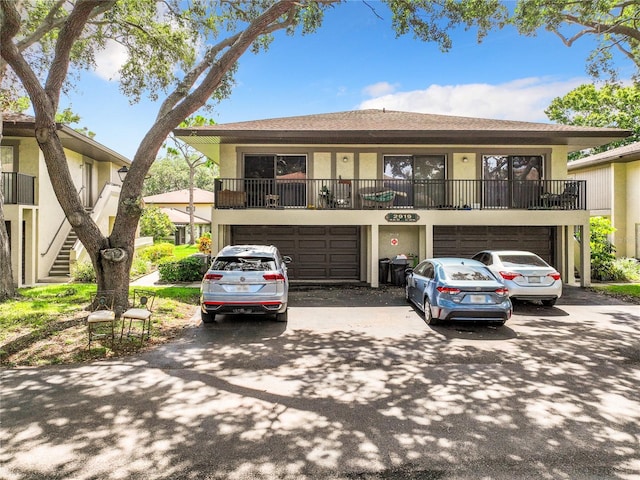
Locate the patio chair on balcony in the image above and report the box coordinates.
[334,179,352,208]
[541,181,579,209]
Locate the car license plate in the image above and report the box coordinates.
[233,308,251,314]
[228,284,250,292]
[528,276,541,283]
[469,294,490,303]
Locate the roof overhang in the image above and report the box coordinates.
[2,116,131,166]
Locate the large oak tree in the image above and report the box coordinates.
[1,0,639,306]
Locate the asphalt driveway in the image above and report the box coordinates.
[1,286,639,479]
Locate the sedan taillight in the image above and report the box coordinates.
[548,272,561,281]
[499,271,522,280]
[263,273,285,282]
[437,286,461,294]
[204,273,223,281]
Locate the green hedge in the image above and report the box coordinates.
[158,256,206,283]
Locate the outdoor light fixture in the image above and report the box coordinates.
[117,165,129,182]
[342,156,349,163]
[462,157,469,163]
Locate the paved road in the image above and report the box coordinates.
[1,287,639,479]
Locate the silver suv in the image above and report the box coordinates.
[200,245,291,323]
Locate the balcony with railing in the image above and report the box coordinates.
[214,178,586,211]
[1,172,36,205]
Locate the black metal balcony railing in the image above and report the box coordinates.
[1,172,36,205]
[214,178,586,211]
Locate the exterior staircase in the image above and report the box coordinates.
[48,229,77,278]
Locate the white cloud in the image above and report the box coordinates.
[362,81,398,97]
[92,39,128,81]
[359,77,586,122]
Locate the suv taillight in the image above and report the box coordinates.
[204,273,223,281]
[495,287,509,296]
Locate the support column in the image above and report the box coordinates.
[580,222,591,287]
[371,224,379,288]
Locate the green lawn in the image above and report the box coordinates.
[590,283,640,300]
[0,284,200,343]
[172,244,200,260]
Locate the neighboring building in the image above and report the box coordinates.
[174,109,631,287]
[143,188,214,244]
[2,112,131,286]
[568,142,640,259]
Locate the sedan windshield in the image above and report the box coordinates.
[443,266,494,281]
[211,256,277,271]
[498,255,548,267]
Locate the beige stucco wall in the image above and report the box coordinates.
[207,143,586,286]
[3,135,126,285]
[625,160,640,257]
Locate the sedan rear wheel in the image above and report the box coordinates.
[424,297,438,326]
[541,298,557,307]
[405,285,411,303]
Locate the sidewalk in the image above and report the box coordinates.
[130,271,201,288]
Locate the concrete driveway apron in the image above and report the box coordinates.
[1,286,639,479]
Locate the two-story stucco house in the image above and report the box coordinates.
[2,112,131,286]
[568,142,640,259]
[174,109,630,287]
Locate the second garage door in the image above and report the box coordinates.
[231,225,360,280]
[433,225,556,265]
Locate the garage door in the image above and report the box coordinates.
[433,225,555,264]
[231,225,360,280]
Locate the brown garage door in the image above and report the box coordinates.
[231,225,360,280]
[433,225,555,264]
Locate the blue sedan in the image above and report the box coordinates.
[405,258,512,326]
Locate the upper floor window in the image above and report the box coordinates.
[1,145,15,172]
[384,154,447,208]
[482,155,543,181]
[482,155,544,208]
[383,154,446,181]
[243,154,307,207]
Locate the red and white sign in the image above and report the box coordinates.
[390,238,398,246]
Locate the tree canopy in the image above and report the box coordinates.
[545,83,640,157]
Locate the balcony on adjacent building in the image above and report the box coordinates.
[1,172,36,205]
[214,178,586,211]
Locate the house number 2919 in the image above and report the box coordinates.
[385,213,420,223]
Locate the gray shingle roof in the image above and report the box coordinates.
[174,109,630,150]
[568,141,640,170]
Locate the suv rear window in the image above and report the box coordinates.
[211,256,276,272]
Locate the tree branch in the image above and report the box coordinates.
[44,0,117,111]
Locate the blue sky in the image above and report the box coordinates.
[59,2,617,159]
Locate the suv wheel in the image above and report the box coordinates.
[201,309,216,323]
[275,310,288,322]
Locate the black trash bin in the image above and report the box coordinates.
[378,258,390,284]
[390,256,409,287]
